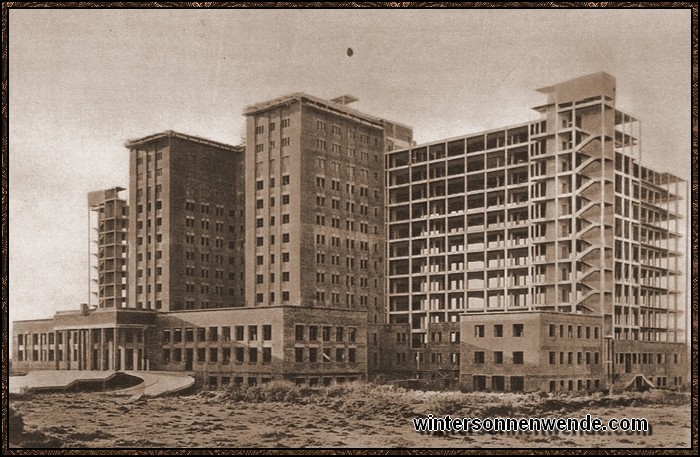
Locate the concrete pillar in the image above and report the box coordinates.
[66,331,71,370]
[80,330,85,370]
[54,331,60,370]
[119,329,126,371]
[113,328,119,371]
[132,331,138,370]
[99,328,105,371]
[142,327,147,371]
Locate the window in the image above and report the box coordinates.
[249,348,258,363]
[282,291,290,301]
[494,325,503,337]
[513,352,524,364]
[282,175,290,185]
[323,348,332,363]
[336,327,344,342]
[263,325,272,341]
[235,347,244,363]
[295,325,305,341]
[513,324,524,337]
[474,325,485,337]
[282,214,290,224]
[474,351,485,364]
[494,351,503,364]
[309,347,318,363]
[295,347,304,363]
[322,326,331,341]
[549,324,557,337]
[336,348,345,363]
[209,348,218,363]
[249,326,258,341]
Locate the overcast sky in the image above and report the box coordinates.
[9,8,691,324]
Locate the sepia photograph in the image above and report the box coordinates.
[5,4,696,451]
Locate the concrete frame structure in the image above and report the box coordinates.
[88,187,128,309]
[384,72,687,391]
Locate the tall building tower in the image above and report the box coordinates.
[125,131,245,312]
[243,93,412,371]
[384,73,687,390]
[88,187,128,308]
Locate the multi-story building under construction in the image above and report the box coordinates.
[383,72,687,391]
[12,73,688,393]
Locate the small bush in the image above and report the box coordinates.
[9,406,25,443]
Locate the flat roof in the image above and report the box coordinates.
[124,130,242,152]
[243,92,412,131]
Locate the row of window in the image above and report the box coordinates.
[294,325,357,343]
[313,292,375,307]
[548,379,601,393]
[162,325,272,344]
[315,148,375,164]
[254,118,290,135]
[162,346,271,364]
[548,351,601,365]
[473,324,525,338]
[184,201,232,217]
[615,352,683,365]
[294,347,357,363]
[548,324,600,339]
[315,120,372,144]
[394,352,460,364]
[312,273,377,287]
[135,168,163,180]
[473,351,525,365]
[255,291,290,304]
[206,374,360,390]
[315,177,379,199]
[135,150,163,164]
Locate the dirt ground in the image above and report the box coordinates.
[10,391,692,449]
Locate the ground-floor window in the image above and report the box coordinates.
[511,376,524,392]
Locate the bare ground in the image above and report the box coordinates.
[9,387,692,449]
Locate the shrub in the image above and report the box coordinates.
[9,406,24,443]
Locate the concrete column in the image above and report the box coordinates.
[132,331,138,370]
[99,328,105,371]
[140,327,146,371]
[89,330,93,370]
[66,331,71,370]
[81,329,86,370]
[80,330,85,370]
[54,331,60,370]
[119,329,126,371]
[113,328,118,371]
